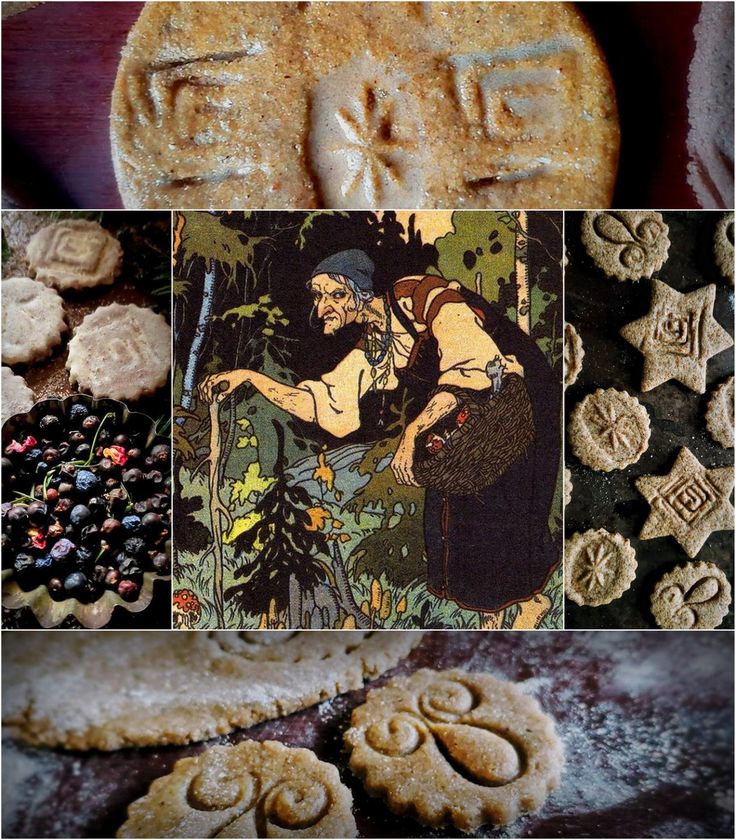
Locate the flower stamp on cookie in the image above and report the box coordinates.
[345,668,563,832]
[651,561,731,629]
[620,280,733,393]
[581,211,670,281]
[564,529,637,607]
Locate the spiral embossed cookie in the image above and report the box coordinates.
[26,220,123,291]
[651,562,731,629]
[345,669,563,831]
[581,211,670,281]
[117,740,357,838]
[1,276,66,366]
[564,529,637,607]
[568,388,650,471]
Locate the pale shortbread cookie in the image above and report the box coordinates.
[345,669,563,832]
[66,303,170,401]
[111,2,619,209]
[568,388,650,471]
[619,280,733,393]
[117,740,357,839]
[563,322,584,388]
[27,219,123,291]
[581,211,670,281]
[705,376,734,448]
[636,447,735,558]
[1,367,35,424]
[713,212,734,283]
[1,631,421,750]
[1,276,66,365]
[651,561,731,629]
[564,529,637,607]
[563,466,572,508]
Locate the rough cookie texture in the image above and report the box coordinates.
[66,303,170,401]
[345,669,563,832]
[568,388,650,471]
[1,631,421,750]
[1,276,66,366]
[636,448,734,558]
[26,220,123,290]
[581,211,670,281]
[117,740,357,838]
[651,561,731,629]
[713,212,734,283]
[1,367,35,424]
[619,280,733,394]
[111,2,619,209]
[564,529,637,607]
[563,466,572,508]
[705,376,734,448]
[563,323,584,388]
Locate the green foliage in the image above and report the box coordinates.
[350,510,426,586]
[297,211,350,249]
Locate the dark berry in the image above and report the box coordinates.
[92,564,108,584]
[133,501,151,515]
[80,524,101,545]
[35,460,50,477]
[54,498,73,517]
[123,537,146,556]
[23,448,43,468]
[39,415,62,435]
[97,429,112,445]
[63,572,88,595]
[69,404,89,422]
[1,457,13,475]
[35,554,53,570]
[45,487,59,504]
[69,431,86,446]
[117,579,139,600]
[100,518,122,538]
[141,512,162,529]
[42,448,60,465]
[151,552,170,575]
[13,554,35,575]
[150,444,170,463]
[150,494,170,512]
[82,415,100,431]
[58,482,74,497]
[87,496,105,513]
[26,501,47,525]
[75,470,101,495]
[118,555,142,576]
[121,515,142,533]
[126,447,142,462]
[104,568,121,587]
[106,488,128,514]
[122,467,144,485]
[113,434,129,447]
[57,441,71,457]
[47,522,65,541]
[6,506,29,528]
[76,546,94,566]
[98,457,115,473]
[47,577,64,594]
[145,470,163,486]
[59,462,76,479]
[69,505,92,527]
[50,538,76,561]
[74,444,91,460]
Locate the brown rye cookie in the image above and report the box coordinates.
[563,466,572,507]
[117,740,357,838]
[345,668,563,832]
[619,280,733,393]
[636,447,735,558]
[26,220,123,291]
[564,529,637,607]
[568,388,650,471]
[1,276,66,366]
[1,367,35,425]
[581,211,670,281]
[713,212,734,283]
[563,322,584,388]
[705,376,734,448]
[651,561,731,629]
[1,630,422,750]
[66,303,170,401]
[111,2,619,209]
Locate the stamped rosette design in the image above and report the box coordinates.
[651,561,731,629]
[345,669,563,831]
[565,529,637,607]
[117,740,357,838]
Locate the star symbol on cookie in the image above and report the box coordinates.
[592,403,632,451]
[636,447,734,558]
[620,280,733,393]
[579,542,612,592]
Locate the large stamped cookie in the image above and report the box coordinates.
[111,2,619,209]
[345,669,563,831]
[66,303,170,401]
[581,211,670,281]
[1,276,66,366]
[564,529,637,607]
[620,280,733,393]
[1,367,34,425]
[636,448,734,558]
[26,219,123,291]
[563,323,584,388]
[568,388,650,471]
[651,561,731,629]
[705,376,734,448]
[2,631,421,750]
[117,740,357,838]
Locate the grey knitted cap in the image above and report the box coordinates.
[310,249,375,292]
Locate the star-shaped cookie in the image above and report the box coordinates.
[636,448,734,558]
[620,280,733,393]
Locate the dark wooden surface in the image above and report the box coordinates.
[1,2,729,209]
[2,631,733,838]
[565,211,735,629]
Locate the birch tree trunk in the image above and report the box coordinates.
[515,211,530,335]
[178,257,216,421]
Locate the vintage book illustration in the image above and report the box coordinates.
[173,211,563,629]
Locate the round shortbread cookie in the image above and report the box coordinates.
[565,529,637,607]
[1,276,66,366]
[66,303,170,401]
[563,322,584,388]
[345,668,563,832]
[713,212,734,283]
[1,367,35,425]
[581,211,670,281]
[117,740,357,838]
[568,388,651,472]
[26,219,123,291]
[651,561,731,629]
[705,376,734,448]
[111,2,619,209]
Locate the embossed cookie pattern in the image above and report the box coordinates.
[619,280,733,393]
[1,276,66,366]
[651,561,731,629]
[568,388,650,471]
[345,669,563,831]
[636,447,735,558]
[564,529,637,607]
[563,322,584,388]
[581,211,670,281]
[117,740,357,838]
